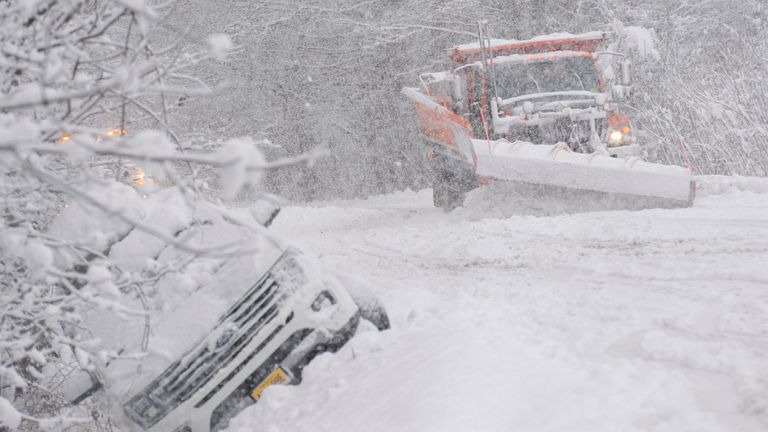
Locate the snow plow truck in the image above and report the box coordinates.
[403,25,695,211]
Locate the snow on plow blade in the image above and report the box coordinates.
[473,140,695,210]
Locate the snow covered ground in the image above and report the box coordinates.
[226,176,768,432]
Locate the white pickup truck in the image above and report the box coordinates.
[51,185,388,432]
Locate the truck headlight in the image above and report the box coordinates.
[606,111,633,147]
[124,394,168,427]
[270,250,307,292]
[607,125,632,147]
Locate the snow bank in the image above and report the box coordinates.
[695,175,768,197]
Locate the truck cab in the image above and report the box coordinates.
[419,31,639,158]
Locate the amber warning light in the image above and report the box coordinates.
[106,128,127,137]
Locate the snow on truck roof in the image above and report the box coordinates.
[451,31,605,62]
[454,31,605,51]
[488,50,594,67]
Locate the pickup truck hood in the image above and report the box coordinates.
[50,184,285,404]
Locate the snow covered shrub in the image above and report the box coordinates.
[0,1,278,429]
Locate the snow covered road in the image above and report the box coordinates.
[227,176,768,432]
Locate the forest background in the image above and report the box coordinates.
[168,0,768,201]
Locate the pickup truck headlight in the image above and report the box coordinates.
[270,250,306,292]
[125,394,167,427]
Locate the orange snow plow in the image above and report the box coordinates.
[403,25,694,211]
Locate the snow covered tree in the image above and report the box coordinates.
[627,0,768,175]
[165,0,767,202]
[0,1,281,429]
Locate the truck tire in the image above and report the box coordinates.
[428,145,477,211]
[432,173,464,211]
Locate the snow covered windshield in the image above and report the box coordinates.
[494,57,599,98]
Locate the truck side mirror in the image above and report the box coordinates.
[612,84,633,100]
[620,60,633,86]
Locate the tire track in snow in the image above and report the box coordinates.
[229,186,768,432]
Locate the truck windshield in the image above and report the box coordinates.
[493,56,600,98]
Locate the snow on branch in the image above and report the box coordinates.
[0,0,290,428]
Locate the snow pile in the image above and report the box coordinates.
[695,175,768,197]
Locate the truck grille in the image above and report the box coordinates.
[540,118,605,147]
[123,250,304,429]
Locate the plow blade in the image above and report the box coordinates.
[472,139,695,210]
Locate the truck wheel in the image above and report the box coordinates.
[426,142,477,211]
[432,176,464,211]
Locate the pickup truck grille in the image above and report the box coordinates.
[123,250,304,429]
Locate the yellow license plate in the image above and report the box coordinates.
[250,367,290,400]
